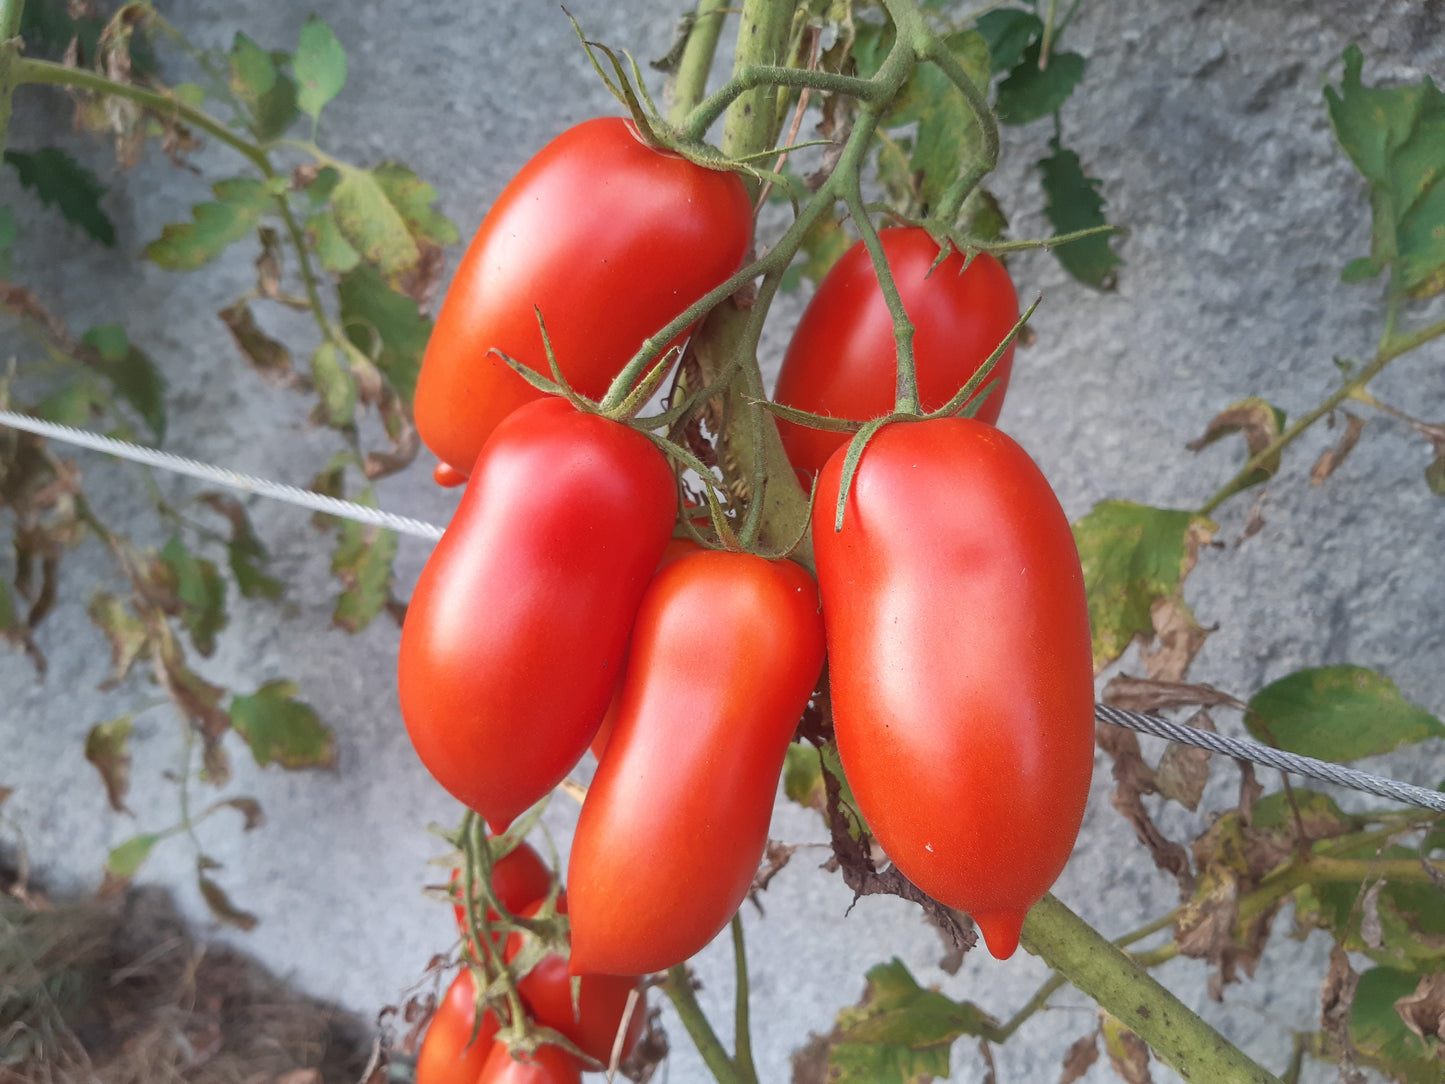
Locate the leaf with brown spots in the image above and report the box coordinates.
[1100,1012,1151,1084]
[85,715,133,813]
[1188,397,1287,502]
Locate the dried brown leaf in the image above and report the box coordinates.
[84,716,133,813]
[1153,711,1215,812]
[1139,596,1210,683]
[978,1039,997,1084]
[1321,944,1367,1084]
[1240,488,1269,544]
[1100,1013,1152,1084]
[749,839,795,909]
[1060,1031,1099,1084]
[199,874,258,931]
[1359,879,1384,949]
[255,226,284,299]
[397,240,446,312]
[1102,675,1246,715]
[1311,413,1365,484]
[220,302,297,388]
[1096,721,1194,895]
[1394,972,1445,1054]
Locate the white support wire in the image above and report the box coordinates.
[2,410,1443,815]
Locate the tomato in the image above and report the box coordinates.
[476,1043,582,1084]
[812,418,1094,960]
[773,228,1018,479]
[503,897,645,1066]
[415,116,754,480]
[415,968,499,1084]
[568,551,826,975]
[399,398,678,831]
[451,838,554,941]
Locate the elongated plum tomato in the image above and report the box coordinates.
[773,228,1018,479]
[398,398,678,831]
[449,838,553,942]
[477,1043,582,1084]
[415,968,499,1084]
[415,116,753,480]
[568,551,826,975]
[503,897,645,1066]
[812,418,1094,959]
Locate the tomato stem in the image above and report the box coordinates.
[730,913,760,1084]
[663,965,745,1084]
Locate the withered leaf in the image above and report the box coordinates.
[1360,880,1385,950]
[1153,711,1215,812]
[1311,412,1366,485]
[1060,1031,1099,1084]
[208,795,264,831]
[219,301,297,387]
[255,225,283,299]
[198,873,258,930]
[749,839,795,907]
[1188,397,1286,480]
[1138,596,1210,683]
[1100,1013,1151,1084]
[84,715,133,813]
[1321,944,1367,1084]
[1394,971,1445,1052]
[1101,675,1246,715]
[1096,721,1194,895]
[87,591,148,688]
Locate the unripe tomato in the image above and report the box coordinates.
[399,398,678,831]
[450,838,553,942]
[415,968,499,1084]
[503,897,645,1066]
[812,418,1094,959]
[476,1042,582,1084]
[773,228,1018,479]
[415,116,754,480]
[568,551,826,975]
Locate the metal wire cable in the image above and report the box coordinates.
[0,410,445,541]
[1096,703,1445,813]
[3,411,1442,814]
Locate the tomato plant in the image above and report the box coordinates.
[398,397,678,831]
[502,897,645,1066]
[415,968,500,1084]
[773,228,1019,479]
[450,838,553,941]
[414,115,754,480]
[567,550,826,976]
[812,418,1095,959]
[476,1043,582,1084]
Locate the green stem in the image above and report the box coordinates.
[664,965,743,1084]
[0,0,25,159]
[277,195,337,344]
[1197,311,1445,516]
[668,0,730,128]
[719,0,797,198]
[0,0,23,41]
[683,65,883,140]
[1021,894,1283,1084]
[15,57,271,171]
[1039,0,1061,66]
[731,914,758,1084]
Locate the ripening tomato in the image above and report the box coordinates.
[476,1043,582,1084]
[450,838,553,941]
[503,897,645,1066]
[812,418,1094,959]
[773,228,1018,479]
[415,968,499,1084]
[568,551,826,975]
[399,398,678,831]
[415,116,754,480]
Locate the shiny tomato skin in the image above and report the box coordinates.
[774,228,1018,479]
[812,418,1094,959]
[416,116,753,479]
[399,398,678,831]
[415,968,500,1084]
[568,551,826,976]
[450,839,553,941]
[476,1043,582,1084]
[502,898,645,1066]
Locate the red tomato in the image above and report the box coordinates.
[450,838,554,941]
[568,551,826,975]
[399,398,678,831]
[415,116,754,480]
[476,1043,582,1084]
[503,897,645,1066]
[415,968,499,1084]
[773,228,1018,479]
[812,418,1094,959]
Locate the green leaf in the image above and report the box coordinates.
[105,833,161,879]
[995,43,1086,126]
[160,536,228,657]
[305,208,362,273]
[145,177,272,271]
[0,206,16,276]
[200,494,283,600]
[228,679,335,770]
[1427,443,1445,496]
[974,9,1042,77]
[820,959,995,1083]
[294,17,347,121]
[331,489,398,632]
[4,147,116,246]
[1248,788,1353,834]
[21,0,83,54]
[1349,968,1443,1083]
[1325,45,1445,298]
[370,161,459,246]
[784,742,828,809]
[310,341,358,427]
[1246,666,1444,763]
[81,324,167,441]
[329,164,422,278]
[1038,137,1123,289]
[1071,501,1216,673]
[338,265,433,404]
[85,716,134,813]
[1342,255,1385,283]
[253,72,301,142]
[36,376,108,426]
[889,31,993,216]
[228,32,276,103]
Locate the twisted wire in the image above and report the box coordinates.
[3,411,1442,814]
[0,410,445,541]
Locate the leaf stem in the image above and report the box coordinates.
[731,913,759,1084]
[663,965,743,1084]
[668,0,731,128]
[1197,311,1445,516]
[1021,893,1284,1084]
[683,65,884,141]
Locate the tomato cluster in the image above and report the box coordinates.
[399,120,1095,1077]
